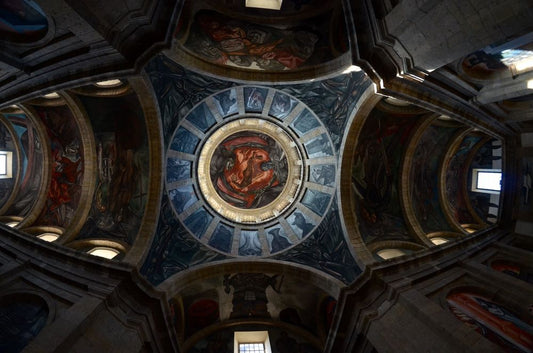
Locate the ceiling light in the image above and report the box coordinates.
[37,233,59,242]
[95,79,122,88]
[245,0,282,10]
[88,247,120,259]
[43,92,60,99]
[6,222,19,227]
[342,65,362,74]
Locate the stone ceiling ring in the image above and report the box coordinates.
[198,118,303,224]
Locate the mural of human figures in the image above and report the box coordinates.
[447,292,533,352]
[0,0,48,42]
[491,260,533,284]
[223,273,283,318]
[77,94,149,244]
[34,106,84,228]
[0,294,49,353]
[210,132,288,209]
[183,10,333,71]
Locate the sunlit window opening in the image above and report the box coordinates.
[245,0,282,10]
[95,79,122,87]
[431,237,449,245]
[472,169,502,193]
[501,49,533,74]
[239,343,265,353]
[234,331,271,353]
[0,151,13,179]
[43,92,60,99]
[37,233,59,242]
[376,248,406,260]
[87,247,120,259]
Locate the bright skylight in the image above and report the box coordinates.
[239,343,265,353]
[37,233,59,242]
[88,247,119,259]
[245,0,282,10]
[476,171,502,191]
[0,153,6,175]
[0,151,12,179]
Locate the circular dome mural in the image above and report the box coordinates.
[198,118,303,223]
[166,86,336,257]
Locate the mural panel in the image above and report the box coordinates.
[447,292,533,353]
[446,134,483,225]
[77,94,148,244]
[352,109,419,243]
[34,105,83,228]
[0,0,48,43]
[3,114,43,217]
[182,10,337,71]
[411,122,461,233]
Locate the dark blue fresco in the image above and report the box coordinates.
[140,55,370,285]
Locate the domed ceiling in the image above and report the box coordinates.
[0,1,516,350]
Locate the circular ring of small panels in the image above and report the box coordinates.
[166,86,336,257]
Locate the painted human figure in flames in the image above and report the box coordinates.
[210,132,287,209]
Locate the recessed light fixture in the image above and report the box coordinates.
[43,92,60,99]
[37,233,59,242]
[245,0,282,10]
[88,247,120,259]
[6,222,19,228]
[95,79,122,88]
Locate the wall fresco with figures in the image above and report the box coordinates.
[141,54,370,285]
[445,133,484,226]
[180,9,342,71]
[352,105,421,244]
[0,120,17,209]
[2,113,44,217]
[170,271,332,340]
[447,291,533,353]
[33,105,83,228]
[0,0,49,43]
[410,120,463,233]
[76,93,149,245]
[467,139,500,223]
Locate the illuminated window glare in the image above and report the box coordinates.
[37,233,59,242]
[431,237,449,245]
[234,331,272,353]
[88,247,119,259]
[0,151,13,178]
[95,79,122,87]
[472,169,502,193]
[245,0,282,10]
[376,248,406,260]
[239,343,265,353]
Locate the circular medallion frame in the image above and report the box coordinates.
[165,86,337,257]
[198,118,303,223]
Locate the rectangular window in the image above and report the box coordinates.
[234,331,271,353]
[0,151,13,179]
[245,0,282,10]
[239,343,265,353]
[472,169,501,194]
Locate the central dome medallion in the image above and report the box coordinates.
[198,119,302,223]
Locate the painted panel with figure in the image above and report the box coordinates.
[446,134,483,225]
[34,105,83,228]
[447,292,533,353]
[352,108,419,243]
[3,114,43,217]
[411,121,461,233]
[77,94,148,245]
[182,9,339,71]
